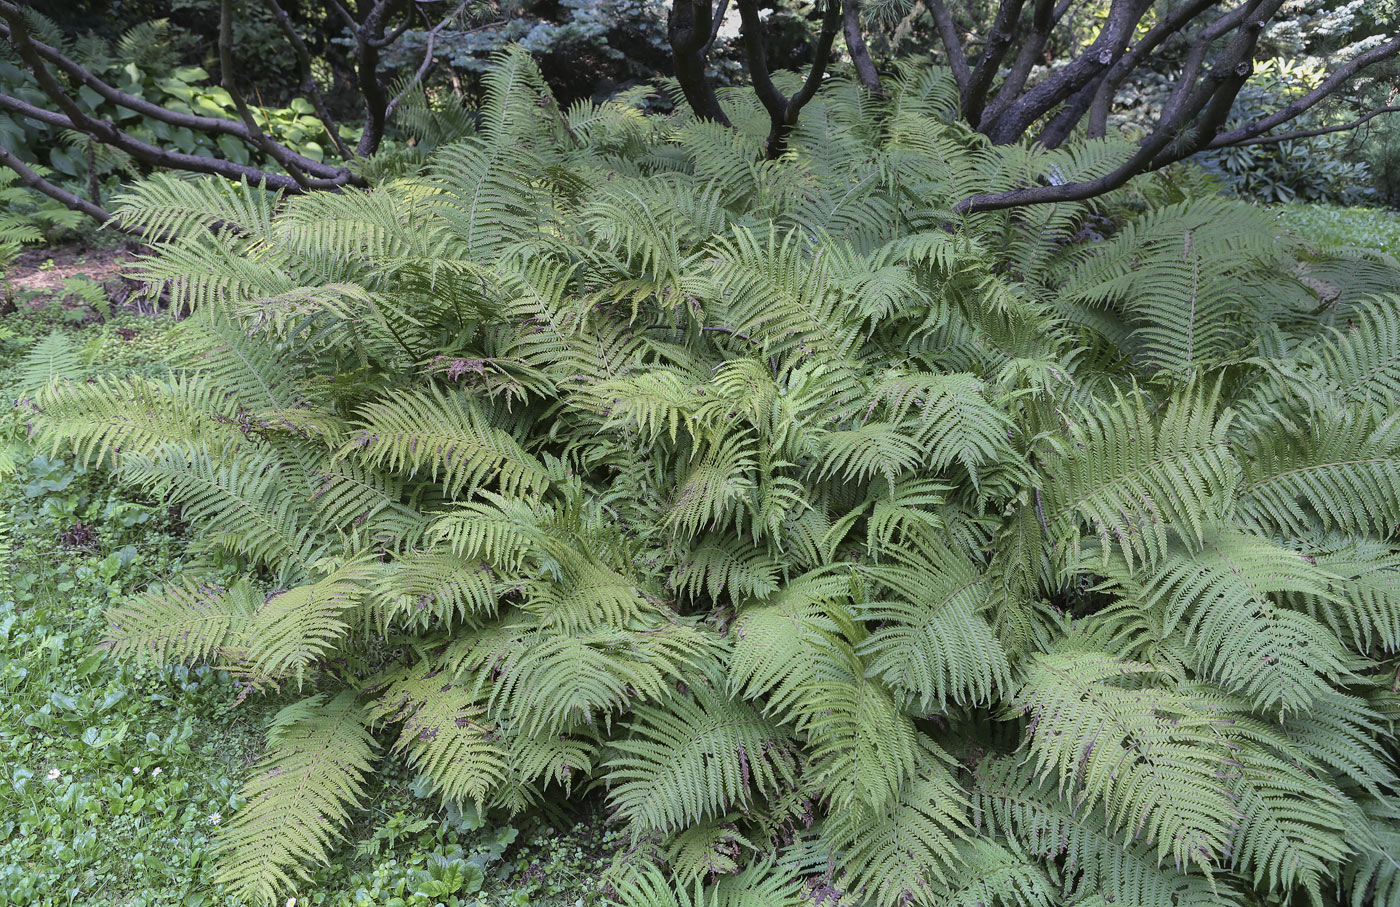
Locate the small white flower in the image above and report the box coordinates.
[133,766,141,775]
[151,767,163,776]
[286,899,297,907]
[46,769,61,781]
[209,813,222,825]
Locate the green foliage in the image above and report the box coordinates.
[0,287,638,907]
[0,14,354,207]
[33,48,1400,907]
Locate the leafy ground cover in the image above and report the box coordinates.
[1275,201,1400,257]
[0,263,620,907]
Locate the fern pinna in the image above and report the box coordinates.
[25,48,1400,907]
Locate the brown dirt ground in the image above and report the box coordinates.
[2,243,148,317]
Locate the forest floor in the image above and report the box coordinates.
[0,200,1396,906]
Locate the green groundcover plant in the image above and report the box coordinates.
[23,47,1400,907]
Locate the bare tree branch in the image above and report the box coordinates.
[354,0,409,155]
[263,0,355,160]
[700,0,731,56]
[0,142,115,226]
[954,0,1286,213]
[964,0,1028,125]
[220,0,311,189]
[980,0,1075,128]
[843,0,882,95]
[669,0,731,124]
[1085,0,1226,139]
[926,0,971,92]
[735,0,843,155]
[1223,105,1400,147]
[982,0,1149,144]
[0,2,346,181]
[0,90,344,192]
[387,1,463,119]
[1208,34,1400,148]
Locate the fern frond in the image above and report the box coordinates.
[12,330,85,395]
[104,577,258,666]
[856,538,1012,711]
[1014,652,1234,871]
[214,692,377,903]
[1044,385,1238,568]
[119,444,319,572]
[606,683,799,835]
[974,755,1238,907]
[823,739,968,907]
[367,662,509,809]
[346,386,550,497]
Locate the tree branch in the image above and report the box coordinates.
[354,0,407,155]
[669,0,731,124]
[1208,34,1400,148]
[954,0,1283,212]
[385,1,478,120]
[0,90,350,192]
[963,0,1027,125]
[1085,0,1225,139]
[980,0,1073,128]
[0,142,115,226]
[0,2,347,181]
[982,0,1149,144]
[1222,104,1400,147]
[735,0,843,156]
[263,0,354,160]
[843,0,882,95]
[700,0,731,55]
[923,0,969,93]
[220,0,310,190]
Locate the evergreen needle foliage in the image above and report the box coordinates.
[31,49,1400,907]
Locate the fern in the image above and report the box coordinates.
[38,49,1400,906]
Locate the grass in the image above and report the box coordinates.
[0,279,620,907]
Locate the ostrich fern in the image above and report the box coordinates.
[28,49,1400,907]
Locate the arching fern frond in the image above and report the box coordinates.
[345,387,550,498]
[606,682,799,835]
[213,692,377,904]
[1013,652,1234,872]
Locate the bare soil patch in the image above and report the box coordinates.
[3,242,150,318]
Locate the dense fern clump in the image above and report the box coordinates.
[25,49,1400,907]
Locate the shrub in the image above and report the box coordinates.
[31,48,1400,907]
